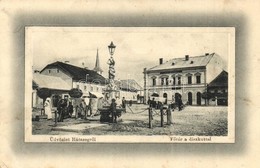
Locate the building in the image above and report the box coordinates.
[93,49,103,75]
[115,79,143,103]
[40,61,142,103]
[40,61,107,98]
[143,53,227,105]
[32,73,71,108]
[207,70,228,106]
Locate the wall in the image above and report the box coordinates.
[41,68,73,87]
[206,54,225,84]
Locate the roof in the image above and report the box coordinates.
[33,73,71,90]
[208,70,228,87]
[40,61,107,84]
[93,49,103,73]
[115,79,143,92]
[147,53,215,72]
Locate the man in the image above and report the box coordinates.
[110,98,117,123]
[80,99,87,119]
[122,97,126,112]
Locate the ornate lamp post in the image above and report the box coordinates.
[107,41,117,99]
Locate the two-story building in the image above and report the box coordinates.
[40,61,107,100]
[143,53,226,105]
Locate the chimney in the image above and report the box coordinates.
[159,58,163,65]
[205,53,209,56]
[185,55,189,61]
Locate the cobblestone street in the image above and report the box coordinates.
[33,104,228,136]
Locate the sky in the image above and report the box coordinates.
[28,27,232,86]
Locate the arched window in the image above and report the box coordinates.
[197,92,201,105]
[163,93,168,104]
[188,92,192,105]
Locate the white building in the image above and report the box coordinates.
[143,53,226,105]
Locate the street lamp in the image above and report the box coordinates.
[108,41,116,56]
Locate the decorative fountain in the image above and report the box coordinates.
[99,41,124,122]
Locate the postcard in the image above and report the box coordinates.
[25,27,235,143]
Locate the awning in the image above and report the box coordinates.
[89,91,104,98]
[150,96,166,102]
[151,92,159,97]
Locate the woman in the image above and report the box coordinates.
[44,98,52,120]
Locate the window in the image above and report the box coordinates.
[172,77,176,85]
[161,78,164,85]
[178,77,181,85]
[48,70,51,73]
[152,78,156,86]
[165,78,169,85]
[188,76,192,84]
[84,86,87,90]
[91,86,93,91]
[97,87,99,91]
[196,75,201,84]
[57,69,59,73]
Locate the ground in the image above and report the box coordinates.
[32,104,228,136]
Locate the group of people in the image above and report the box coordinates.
[43,96,129,123]
[147,96,184,111]
[44,97,88,122]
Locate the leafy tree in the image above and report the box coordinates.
[201,92,213,105]
[37,88,51,108]
[69,88,83,98]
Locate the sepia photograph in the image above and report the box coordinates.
[2,0,260,167]
[25,27,235,143]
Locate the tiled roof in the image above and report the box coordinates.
[33,73,71,90]
[208,70,228,87]
[147,53,215,72]
[40,61,107,84]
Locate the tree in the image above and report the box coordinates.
[201,91,213,105]
[37,88,52,108]
[69,88,83,98]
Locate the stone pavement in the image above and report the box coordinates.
[52,123,107,133]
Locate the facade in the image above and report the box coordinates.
[40,61,142,102]
[207,70,228,106]
[40,61,107,99]
[115,79,143,103]
[32,73,71,108]
[143,53,227,105]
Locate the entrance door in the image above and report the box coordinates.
[197,92,201,105]
[188,92,192,105]
[163,93,168,104]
